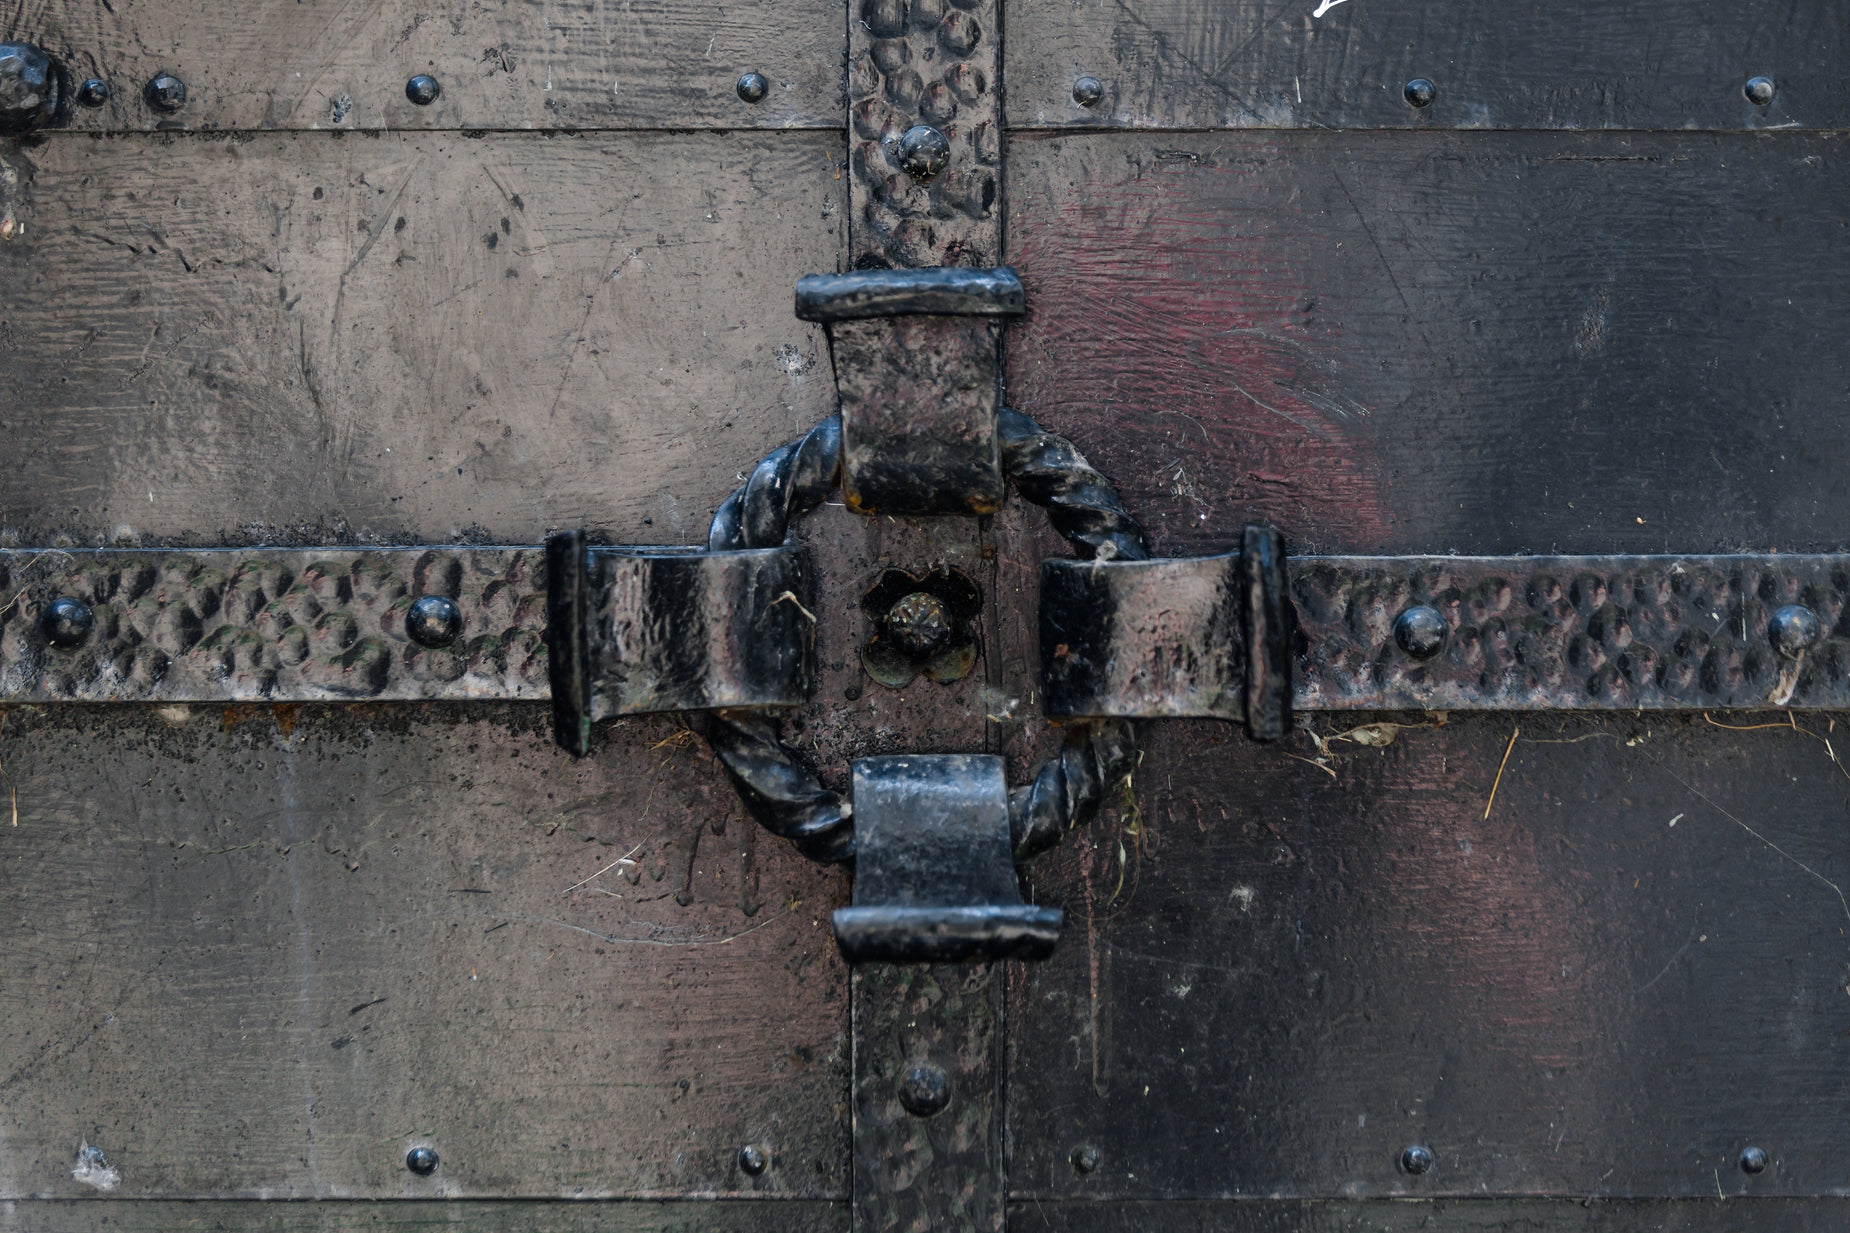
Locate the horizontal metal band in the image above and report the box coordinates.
[794,267,1025,322]
[1044,552,1850,717]
[0,545,810,710]
[831,905,1064,964]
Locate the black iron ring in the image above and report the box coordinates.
[703,409,1146,866]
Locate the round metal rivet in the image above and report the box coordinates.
[1768,604,1821,659]
[1741,1145,1768,1174]
[895,124,951,182]
[405,1146,439,1175]
[736,72,769,104]
[1071,1144,1100,1174]
[738,1144,769,1175]
[886,591,953,658]
[1073,75,1104,108]
[405,74,442,106]
[1745,76,1775,106]
[1400,1144,1435,1175]
[1394,605,1447,660]
[144,73,187,114]
[41,597,94,648]
[407,595,463,648]
[0,42,60,132]
[897,1061,952,1118]
[1403,78,1436,108]
[77,78,111,108]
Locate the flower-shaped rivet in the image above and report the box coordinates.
[860,566,981,688]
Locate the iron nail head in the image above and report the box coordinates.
[738,1143,769,1175]
[1404,78,1436,108]
[1400,1144,1435,1175]
[407,594,464,648]
[144,73,187,114]
[1741,1146,1769,1175]
[405,1146,439,1175]
[895,124,951,182]
[1073,75,1104,107]
[736,72,769,104]
[78,78,111,108]
[1071,1144,1101,1174]
[406,74,442,106]
[897,1061,952,1117]
[41,597,95,648]
[1393,605,1448,660]
[1768,604,1821,659]
[1745,76,1775,106]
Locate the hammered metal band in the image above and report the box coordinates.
[1045,552,1850,720]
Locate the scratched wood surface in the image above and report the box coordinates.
[1006,713,1850,1199]
[1016,1198,1850,1231]
[1002,131,1850,560]
[0,705,850,1201]
[0,130,842,548]
[0,1200,843,1231]
[1004,0,1849,131]
[3,0,843,131]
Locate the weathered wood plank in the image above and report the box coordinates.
[1010,1198,1850,1231]
[0,130,842,546]
[1002,131,1850,560]
[0,1199,844,1231]
[1005,714,1850,1198]
[4,0,843,131]
[1004,0,1848,131]
[0,705,849,1199]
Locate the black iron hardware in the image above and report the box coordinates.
[0,41,64,131]
[832,755,1062,964]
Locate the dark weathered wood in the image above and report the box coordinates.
[1004,714,1850,1198]
[1002,131,1850,560]
[0,1199,844,1231]
[1011,1198,1850,1231]
[0,705,848,1198]
[5,1,843,131]
[1004,0,1849,131]
[0,131,841,547]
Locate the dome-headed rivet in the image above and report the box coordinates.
[405,1146,439,1175]
[897,1061,952,1117]
[1394,605,1447,660]
[1403,78,1436,108]
[41,597,94,648]
[1073,76,1104,107]
[407,595,463,648]
[738,1143,769,1175]
[896,124,951,182]
[1400,1144,1435,1175]
[1744,76,1775,106]
[1768,604,1821,659]
[144,73,187,114]
[1740,1145,1768,1174]
[77,78,110,108]
[736,72,769,104]
[405,74,442,106]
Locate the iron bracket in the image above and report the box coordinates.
[832,755,1062,964]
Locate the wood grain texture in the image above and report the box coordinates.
[1003,0,1849,131]
[0,705,848,1199]
[0,1199,844,1231]
[1010,1198,1850,1231]
[0,130,843,547]
[1006,715,1850,1198]
[1002,131,1850,560]
[4,0,844,131]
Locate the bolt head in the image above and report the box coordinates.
[144,73,187,114]
[1071,1144,1101,1174]
[886,591,953,657]
[1400,1144,1435,1175]
[895,124,951,182]
[1740,1145,1768,1174]
[1072,75,1104,108]
[0,42,60,131]
[1403,77,1436,108]
[1393,605,1448,660]
[738,1143,769,1175]
[736,72,769,104]
[41,597,94,648]
[897,1061,952,1118]
[407,595,464,648]
[1768,604,1821,659]
[77,77,109,107]
[406,74,442,106]
[405,1146,439,1175]
[1745,76,1775,106]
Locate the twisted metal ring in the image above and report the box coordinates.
[703,409,1146,866]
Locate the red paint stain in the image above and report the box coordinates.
[1006,150,1392,553]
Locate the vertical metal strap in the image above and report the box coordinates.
[854,964,1003,1233]
[848,0,1002,267]
[544,530,592,757]
[1241,524,1293,741]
